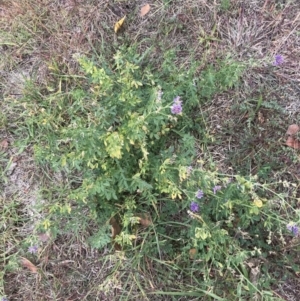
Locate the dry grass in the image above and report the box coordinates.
[1,0,300,300]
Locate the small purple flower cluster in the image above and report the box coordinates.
[186,166,193,177]
[28,245,38,254]
[190,189,204,213]
[170,96,182,115]
[213,185,222,194]
[287,224,299,236]
[196,189,204,199]
[189,185,224,214]
[190,201,199,213]
[273,54,284,66]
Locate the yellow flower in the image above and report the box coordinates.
[253,199,263,208]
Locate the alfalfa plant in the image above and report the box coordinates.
[18,46,294,298]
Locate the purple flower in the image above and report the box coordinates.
[28,245,38,254]
[190,201,199,213]
[2,297,8,301]
[186,166,193,176]
[273,54,284,66]
[213,185,222,194]
[195,189,204,199]
[287,224,299,236]
[170,96,182,114]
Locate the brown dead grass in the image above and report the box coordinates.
[202,0,300,172]
[1,0,300,300]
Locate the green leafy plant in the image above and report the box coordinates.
[21,48,204,232]
[18,47,297,299]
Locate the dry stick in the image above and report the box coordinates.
[262,0,270,11]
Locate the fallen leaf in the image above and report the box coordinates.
[12,156,20,162]
[114,16,126,33]
[257,111,264,124]
[177,13,188,23]
[286,124,299,136]
[249,266,260,285]
[110,217,121,238]
[140,4,150,17]
[286,136,300,149]
[0,139,8,149]
[136,213,152,227]
[20,257,38,273]
[110,217,122,250]
[189,248,197,259]
[38,233,50,242]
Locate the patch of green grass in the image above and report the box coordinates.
[220,0,231,11]
[0,195,23,297]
